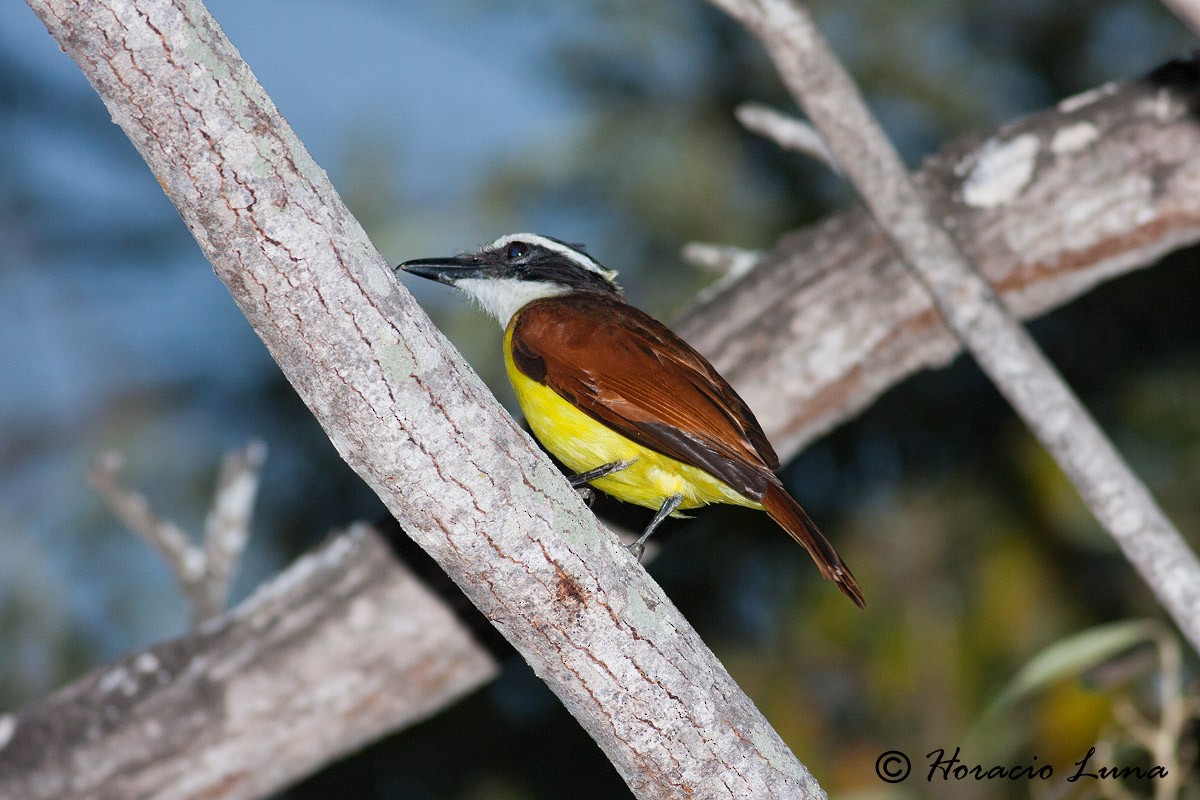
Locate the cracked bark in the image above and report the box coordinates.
[17,0,826,798]
[680,57,1200,460]
[705,0,1200,652]
[0,524,499,800]
[6,1,1200,799]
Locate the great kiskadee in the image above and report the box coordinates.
[398,233,863,607]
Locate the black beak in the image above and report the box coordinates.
[396,254,486,285]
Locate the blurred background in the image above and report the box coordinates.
[2,0,1199,797]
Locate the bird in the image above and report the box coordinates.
[397,233,863,607]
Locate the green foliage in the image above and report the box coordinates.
[982,620,1164,721]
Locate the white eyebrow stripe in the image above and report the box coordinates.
[489,232,615,278]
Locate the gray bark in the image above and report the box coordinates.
[706,0,1200,652]
[1161,0,1200,37]
[5,2,1200,799]
[17,0,826,798]
[681,57,1200,459]
[0,525,498,800]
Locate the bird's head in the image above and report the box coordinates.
[397,233,623,325]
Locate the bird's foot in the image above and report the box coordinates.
[568,459,635,488]
[627,494,683,563]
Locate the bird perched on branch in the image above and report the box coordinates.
[398,233,863,607]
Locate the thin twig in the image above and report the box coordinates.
[681,242,761,277]
[87,452,206,590]
[682,242,763,305]
[1089,741,1143,800]
[1160,0,1200,38]
[707,0,1200,653]
[202,439,266,615]
[736,101,840,172]
[88,443,265,629]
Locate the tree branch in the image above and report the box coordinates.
[201,440,266,618]
[0,523,500,800]
[7,3,1200,799]
[681,242,762,304]
[705,0,1200,651]
[679,56,1200,460]
[735,102,839,172]
[9,3,1200,796]
[86,444,266,630]
[87,451,201,592]
[1161,0,1200,38]
[21,1,827,797]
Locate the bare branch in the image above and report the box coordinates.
[87,452,207,611]
[680,59,1200,460]
[88,443,265,630]
[681,242,762,304]
[201,440,266,615]
[706,0,1200,650]
[25,1,826,797]
[682,242,762,277]
[0,523,499,800]
[736,101,839,172]
[1160,0,1200,38]
[6,54,1200,799]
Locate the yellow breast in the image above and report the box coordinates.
[503,323,758,513]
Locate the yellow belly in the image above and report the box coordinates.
[504,325,759,513]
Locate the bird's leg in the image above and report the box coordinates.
[628,494,683,561]
[568,459,634,505]
[568,459,634,487]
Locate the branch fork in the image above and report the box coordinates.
[87,441,266,629]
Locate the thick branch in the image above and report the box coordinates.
[22,1,824,798]
[706,0,1200,650]
[0,524,499,800]
[4,44,1200,800]
[679,57,1200,460]
[1161,0,1200,38]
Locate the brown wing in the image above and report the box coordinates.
[510,294,779,499]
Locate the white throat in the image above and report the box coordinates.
[455,278,569,326]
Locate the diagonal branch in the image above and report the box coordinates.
[679,56,1200,460]
[4,49,1200,800]
[87,451,202,594]
[0,523,499,800]
[705,0,1200,651]
[735,102,839,172]
[1161,0,1200,38]
[201,440,267,617]
[23,1,825,798]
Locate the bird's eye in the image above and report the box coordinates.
[505,241,529,260]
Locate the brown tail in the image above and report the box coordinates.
[761,482,864,608]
